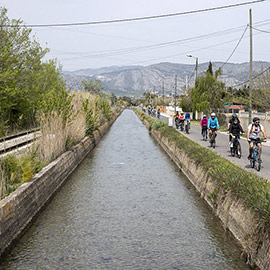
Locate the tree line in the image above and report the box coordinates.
[139,61,270,119]
[0,7,68,134]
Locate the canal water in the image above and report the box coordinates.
[0,110,251,270]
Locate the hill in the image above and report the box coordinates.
[62,61,270,96]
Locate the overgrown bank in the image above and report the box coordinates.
[135,109,270,270]
[0,91,123,199]
[0,109,123,257]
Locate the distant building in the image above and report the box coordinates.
[224,103,245,114]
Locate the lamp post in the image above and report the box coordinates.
[186,54,198,120]
[186,54,198,83]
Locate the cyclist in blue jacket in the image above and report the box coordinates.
[208,112,220,142]
[184,111,191,131]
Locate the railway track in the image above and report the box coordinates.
[0,128,41,156]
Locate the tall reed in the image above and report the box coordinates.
[0,90,120,199]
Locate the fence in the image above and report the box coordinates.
[225,110,270,138]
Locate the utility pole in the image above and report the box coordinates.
[185,76,189,93]
[249,8,253,123]
[174,75,177,113]
[195,57,198,83]
[162,81,165,107]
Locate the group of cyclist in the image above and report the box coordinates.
[178,111,267,161]
[174,111,191,131]
[224,113,266,160]
[144,105,267,163]
[144,106,161,119]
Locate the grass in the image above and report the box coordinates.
[136,109,270,224]
[0,151,45,199]
[0,91,122,199]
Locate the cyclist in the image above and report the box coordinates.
[229,118,244,150]
[200,115,208,139]
[185,111,191,131]
[180,112,185,122]
[152,107,156,117]
[157,108,161,119]
[208,113,220,142]
[228,113,240,147]
[148,106,151,115]
[247,117,267,160]
[174,111,180,127]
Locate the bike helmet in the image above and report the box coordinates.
[203,115,206,118]
[232,113,237,119]
[253,117,260,122]
[211,113,216,117]
[181,112,184,115]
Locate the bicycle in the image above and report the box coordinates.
[175,118,180,129]
[185,120,190,134]
[180,120,184,131]
[202,127,208,141]
[209,128,217,148]
[249,140,262,171]
[231,135,241,158]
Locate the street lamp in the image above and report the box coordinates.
[186,54,198,82]
[186,54,198,120]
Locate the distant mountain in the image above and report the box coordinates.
[62,61,270,96]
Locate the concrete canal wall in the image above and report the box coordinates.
[0,111,122,257]
[136,111,270,270]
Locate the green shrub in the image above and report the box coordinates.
[99,98,112,120]
[82,97,99,136]
[150,119,167,131]
[0,152,44,199]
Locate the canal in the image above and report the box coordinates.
[0,110,251,270]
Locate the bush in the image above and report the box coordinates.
[0,152,44,199]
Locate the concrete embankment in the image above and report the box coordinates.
[0,111,122,257]
[136,110,270,270]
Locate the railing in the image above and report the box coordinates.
[0,128,41,156]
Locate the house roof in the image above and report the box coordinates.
[225,104,245,110]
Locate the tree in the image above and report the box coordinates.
[190,62,226,113]
[0,7,64,130]
[179,92,193,112]
[81,79,103,94]
[252,69,270,111]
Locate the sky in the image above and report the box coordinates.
[1,0,270,71]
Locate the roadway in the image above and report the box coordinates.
[156,111,270,180]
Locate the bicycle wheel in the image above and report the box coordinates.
[237,142,241,158]
[250,154,255,168]
[255,151,261,171]
[212,137,216,148]
[204,129,208,141]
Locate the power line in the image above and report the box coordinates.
[49,19,270,61]
[61,30,259,62]
[233,66,270,87]
[2,0,267,28]
[219,25,249,69]
[59,24,252,61]
[188,68,196,84]
[252,26,270,33]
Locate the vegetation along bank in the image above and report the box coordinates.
[0,6,127,257]
[0,109,123,257]
[135,109,270,270]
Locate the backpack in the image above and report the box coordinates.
[251,123,262,131]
